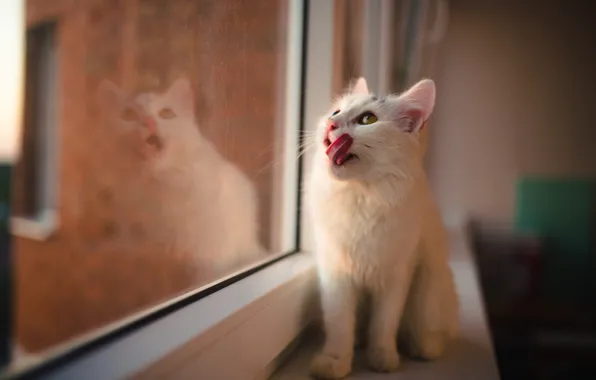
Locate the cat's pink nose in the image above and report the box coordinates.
[143,116,157,134]
[326,120,338,133]
[324,121,339,147]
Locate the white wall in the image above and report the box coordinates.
[426,0,596,224]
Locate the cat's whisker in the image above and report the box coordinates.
[252,133,315,163]
[298,143,315,154]
[253,140,315,179]
[256,142,276,157]
[296,150,311,160]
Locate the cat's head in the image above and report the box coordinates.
[314,77,435,182]
[97,78,202,172]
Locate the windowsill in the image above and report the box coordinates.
[10,209,58,240]
[270,227,501,380]
[4,252,318,380]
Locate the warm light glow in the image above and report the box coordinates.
[0,0,24,163]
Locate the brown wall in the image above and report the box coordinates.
[17,0,287,352]
[426,0,596,225]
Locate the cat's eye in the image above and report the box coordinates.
[121,108,139,122]
[159,108,177,119]
[357,112,378,125]
[330,109,340,117]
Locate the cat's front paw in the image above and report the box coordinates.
[366,346,400,373]
[310,353,352,379]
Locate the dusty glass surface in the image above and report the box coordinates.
[11,0,292,354]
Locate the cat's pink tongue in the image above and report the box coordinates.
[325,133,353,166]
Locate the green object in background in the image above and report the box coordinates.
[514,178,596,306]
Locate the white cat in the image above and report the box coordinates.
[307,78,459,379]
[97,78,266,276]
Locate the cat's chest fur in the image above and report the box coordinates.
[310,175,424,281]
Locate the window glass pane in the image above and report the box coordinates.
[9,0,296,356]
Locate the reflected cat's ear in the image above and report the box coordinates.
[350,77,370,95]
[391,78,436,133]
[97,80,125,111]
[165,77,194,116]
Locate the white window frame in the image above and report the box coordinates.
[10,21,59,241]
[2,1,398,379]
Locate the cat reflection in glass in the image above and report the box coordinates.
[307,78,459,379]
[97,78,266,277]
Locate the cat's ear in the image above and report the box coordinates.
[350,77,370,95]
[97,80,125,111]
[165,77,194,115]
[392,78,436,133]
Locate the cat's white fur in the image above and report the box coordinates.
[307,78,459,379]
[97,78,266,275]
